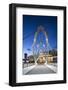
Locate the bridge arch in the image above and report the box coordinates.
[32,26,50,64]
[32,25,48,48]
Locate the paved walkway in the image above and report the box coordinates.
[25,64,56,75]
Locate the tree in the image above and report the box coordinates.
[49,49,57,56]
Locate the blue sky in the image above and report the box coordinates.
[23,15,57,56]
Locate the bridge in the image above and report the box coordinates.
[23,25,57,75]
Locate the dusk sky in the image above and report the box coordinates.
[23,15,57,57]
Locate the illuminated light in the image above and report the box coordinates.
[35,32,38,37]
[37,44,39,48]
[34,38,36,42]
[43,44,45,47]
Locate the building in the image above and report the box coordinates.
[37,53,57,64]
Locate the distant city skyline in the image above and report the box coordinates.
[23,15,57,57]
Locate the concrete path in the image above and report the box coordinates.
[25,64,56,75]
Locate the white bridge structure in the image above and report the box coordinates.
[23,25,57,75]
[32,25,52,64]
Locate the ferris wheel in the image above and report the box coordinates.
[32,25,52,63]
